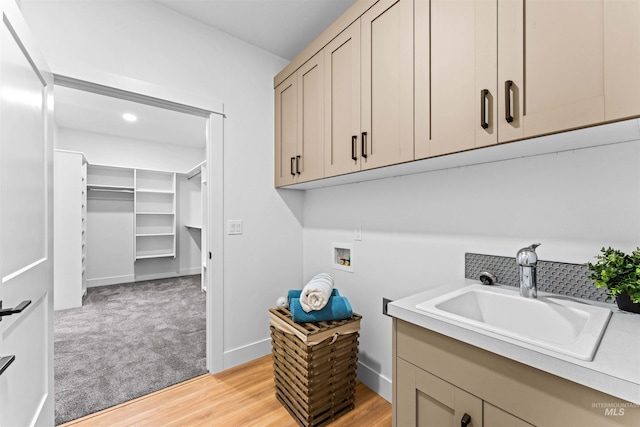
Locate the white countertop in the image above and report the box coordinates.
[388,279,640,405]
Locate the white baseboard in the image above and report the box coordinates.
[357,360,392,403]
[87,274,135,288]
[134,267,201,283]
[223,338,272,370]
[86,268,201,288]
[221,339,392,403]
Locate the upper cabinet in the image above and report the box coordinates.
[274,73,298,187]
[274,51,325,187]
[498,0,606,142]
[324,21,361,177]
[604,0,640,121]
[416,0,627,158]
[324,0,413,178]
[415,0,498,159]
[500,0,640,141]
[275,0,640,187]
[360,0,413,170]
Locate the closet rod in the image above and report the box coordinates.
[187,170,202,180]
[88,188,134,194]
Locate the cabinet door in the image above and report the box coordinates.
[274,73,298,187]
[485,403,535,427]
[397,358,482,427]
[415,0,497,159]
[297,51,325,183]
[498,0,605,142]
[324,21,361,177]
[604,0,640,121]
[361,0,413,169]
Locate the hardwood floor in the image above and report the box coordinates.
[61,355,392,426]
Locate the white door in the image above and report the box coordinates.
[0,1,54,426]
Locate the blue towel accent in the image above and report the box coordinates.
[288,289,339,308]
[289,296,352,323]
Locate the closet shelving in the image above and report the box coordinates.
[54,150,89,310]
[184,161,205,231]
[56,158,205,308]
[81,160,88,297]
[85,164,177,260]
[184,160,207,291]
[87,164,135,193]
[134,169,177,260]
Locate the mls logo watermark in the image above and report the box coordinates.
[604,407,625,417]
[593,402,639,417]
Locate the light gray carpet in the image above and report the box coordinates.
[54,275,206,425]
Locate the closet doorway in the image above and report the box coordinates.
[51,77,224,424]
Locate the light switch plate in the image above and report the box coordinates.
[227,220,242,235]
[354,226,362,241]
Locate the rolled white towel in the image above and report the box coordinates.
[300,273,334,313]
[276,296,288,308]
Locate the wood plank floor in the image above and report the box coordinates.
[61,355,392,426]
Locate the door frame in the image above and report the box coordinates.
[53,74,225,374]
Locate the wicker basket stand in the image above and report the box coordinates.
[269,307,361,427]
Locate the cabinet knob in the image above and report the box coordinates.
[461,413,471,427]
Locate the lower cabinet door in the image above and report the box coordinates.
[397,358,482,427]
[484,403,534,427]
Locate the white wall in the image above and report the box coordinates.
[56,128,205,173]
[22,0,303,367]
[303,139,640,401]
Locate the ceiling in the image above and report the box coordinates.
[55,0,355,146]
[55,86,207,148]
[152,0,357,60]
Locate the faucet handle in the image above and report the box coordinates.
[479,271,497,286]
[517,243,541,266]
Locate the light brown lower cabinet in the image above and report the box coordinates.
[397,358,530,427]
[397,358,483,427]
[484,403,533,427]
[393,319,640,427]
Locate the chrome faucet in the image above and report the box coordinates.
[516,243,541,298]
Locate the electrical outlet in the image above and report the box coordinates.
[382,297,393,317]
[227,220,242,235]
[355,226,362,241]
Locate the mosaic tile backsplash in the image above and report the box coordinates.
[465,253,612,304]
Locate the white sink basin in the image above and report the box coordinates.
[415,284,611,361]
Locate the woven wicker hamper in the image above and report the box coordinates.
[269,307,361,427]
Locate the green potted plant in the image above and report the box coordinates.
[588,247,640,314]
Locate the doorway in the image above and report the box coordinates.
[51,76,224,424]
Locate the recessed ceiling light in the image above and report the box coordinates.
[122,113,137,122]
